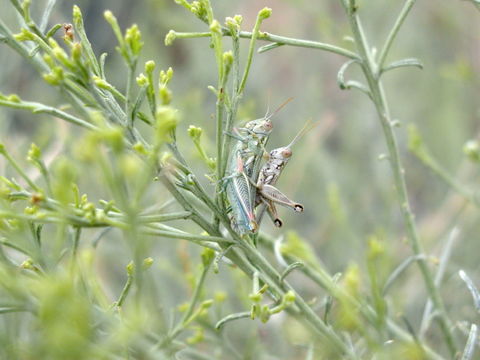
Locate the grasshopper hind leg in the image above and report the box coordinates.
[294,204,304,212]
[259,184,304,213]
[257,198,283,228]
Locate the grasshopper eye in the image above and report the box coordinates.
[263,121,273,131]
[282,149,292,158]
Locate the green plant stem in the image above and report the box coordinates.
[160,263,211,348]
[171,30,360,60]
[412,146,480,207]
[0,208,229,246]
[377,0,416,71]
[116,272,133,307]
[0,148,39,191]
[172,31,212,40]
[344,4,456,355]
[0,20,49,73]
[0,239,31,256]
[72,226,81,257]
[240,29,359,59]
[9,0,48,43]
[219,34,240,180]
[0,98,97,130]
[125,61,137,126]
[143,229,233,244]
[238,13,264,93]
[214,87,225,213]
[158,173,216,234]
[39,0,57,32]
[215,311,251,329]
[181,266,209,326]
[126,211,192,223]
[0,306,29,314]
[72,5,101,76]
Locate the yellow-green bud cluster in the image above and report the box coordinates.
[125,24,143,56]
[155,106,179,144]
[464,140,480,163]
[164,30,176,46]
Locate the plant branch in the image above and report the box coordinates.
[343,2,457,355]
[0,98,97,130]
[168,30,360,60]
[377,0,416,72]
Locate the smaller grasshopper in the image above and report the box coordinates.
[255,120,316,227]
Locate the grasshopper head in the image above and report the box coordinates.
[269,146,293,160]
[245,118,273,136]
[243,98,293,137]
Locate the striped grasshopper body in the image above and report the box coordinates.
[255,121,314,227]
[225,118,273,235]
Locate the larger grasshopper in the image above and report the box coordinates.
[255,120,315,227]
[225,99,292,235]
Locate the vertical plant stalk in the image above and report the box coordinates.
[200,1,226,213]
[238,9,270,94]
[219,33,240,181]
[116,269,133,308]
[167,263,211,342]
[342,0,456,354]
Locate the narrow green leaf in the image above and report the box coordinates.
[382,58,423,74]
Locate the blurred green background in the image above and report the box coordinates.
[0,0,479,358]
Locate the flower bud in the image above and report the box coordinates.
[164,30,176,46]
[187,125,203,141]
[14,28,35,42]
[209,20,221,34]
[463,140,480,163]
[159,87,172,105]
[71,42,82,62]
[258,7,272,20]
[126,261,135,275]
[142,257,154,269]
[136,73,148,86]
[201,248,215,267]
[125,24,143,56]
[223,51,233,67]
[6,94,21,103]
[145,60,155,75]
[27,143,41,162]
[155,106,179,143]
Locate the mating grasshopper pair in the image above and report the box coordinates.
[224,100,311,235]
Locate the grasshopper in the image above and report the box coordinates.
[255,120,316,227]
[224,99,292,235]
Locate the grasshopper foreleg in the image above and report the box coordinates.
[224,128,246,142]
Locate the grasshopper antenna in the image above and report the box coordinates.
[285,118,318,149]
[265,97,294,121]
[263,92,271,119]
